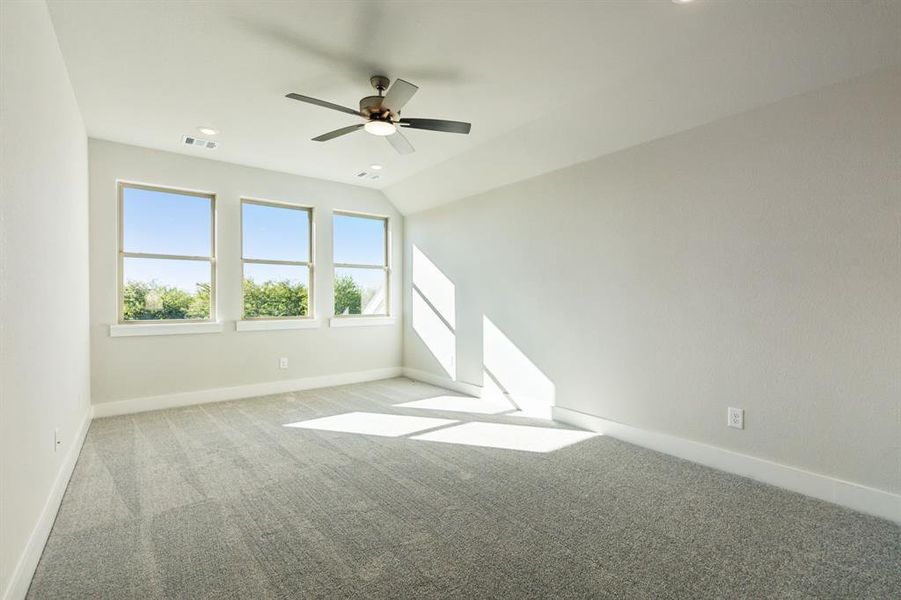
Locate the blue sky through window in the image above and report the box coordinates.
[243,202,309,262]
[123,186,388,292]
[123,257,210,293]
[335,267,385,290]
[123,187,211,256]
[244,263,308,286]
[333,214,386,265]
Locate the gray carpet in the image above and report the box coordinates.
[28,378,900,598]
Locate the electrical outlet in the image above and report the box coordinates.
[727,407,744,430]
[54,427,61,452]
[279,357,288,369]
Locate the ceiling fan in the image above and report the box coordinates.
[285,76,471,155]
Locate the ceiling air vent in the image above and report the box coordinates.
[356,171,368,178]
[182,135,218,150]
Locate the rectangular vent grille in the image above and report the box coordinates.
[356,171,368,178]
[182,135,218,150]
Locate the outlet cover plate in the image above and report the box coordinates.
[727,407,744,429]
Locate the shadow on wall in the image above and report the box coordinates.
[411,245,556,419]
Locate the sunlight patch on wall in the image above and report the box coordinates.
[412,289,456,378]
[412,245,455,328]
[284,412,457,437]
[411,422,596,453]
[483,316,556,419]
[481,368,508,403]
[411,246,457,379]
[395,394,514,415]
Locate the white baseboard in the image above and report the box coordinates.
[553,406,901,524]
[3,407,93,600]
[402,367,484,398]
[92,367,403,418]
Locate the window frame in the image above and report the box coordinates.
[332,209,391,318]
[240,197,315,321]
[117,181,217,324]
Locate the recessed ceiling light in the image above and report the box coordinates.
[369,164,383,171]
[198,127,218,136]
[672,0,696,3]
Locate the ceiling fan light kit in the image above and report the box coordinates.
[363,121,396,136]
[286,75,472,155]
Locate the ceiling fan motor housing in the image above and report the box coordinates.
[361,75,396,119]
[359,95,387,118]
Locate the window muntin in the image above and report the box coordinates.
[119,183,215,322]
[241,199,313,319]
[333,212,389,317]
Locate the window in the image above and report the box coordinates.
[241,199,313,319]
[333,211,389,316]
[119,183,215,322]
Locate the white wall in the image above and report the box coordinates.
[0,2,91,598]
[89,140,403,406]
[403,67,901,496]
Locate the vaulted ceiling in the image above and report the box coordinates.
[47,0,901,214]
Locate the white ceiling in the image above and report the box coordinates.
[47,1,901,214]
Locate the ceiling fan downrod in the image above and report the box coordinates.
[370,75,390,97]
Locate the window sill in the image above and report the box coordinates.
[236,319,321,332]
[110,321,224,337]
[329,316,396,328]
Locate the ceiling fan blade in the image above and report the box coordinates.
[312,124,364,142]
[386,129,414,155]
[286,93,363,117]
[399,118,471,134]
[382,79,419,113]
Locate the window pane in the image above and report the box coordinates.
[243,263,310,318]
[333,214,386,265]
[242,202,309,262]
[122,257,211,320]
[122,187,211,256]
[334,267,387,316]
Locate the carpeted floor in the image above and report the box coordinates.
[28,378,900,598]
